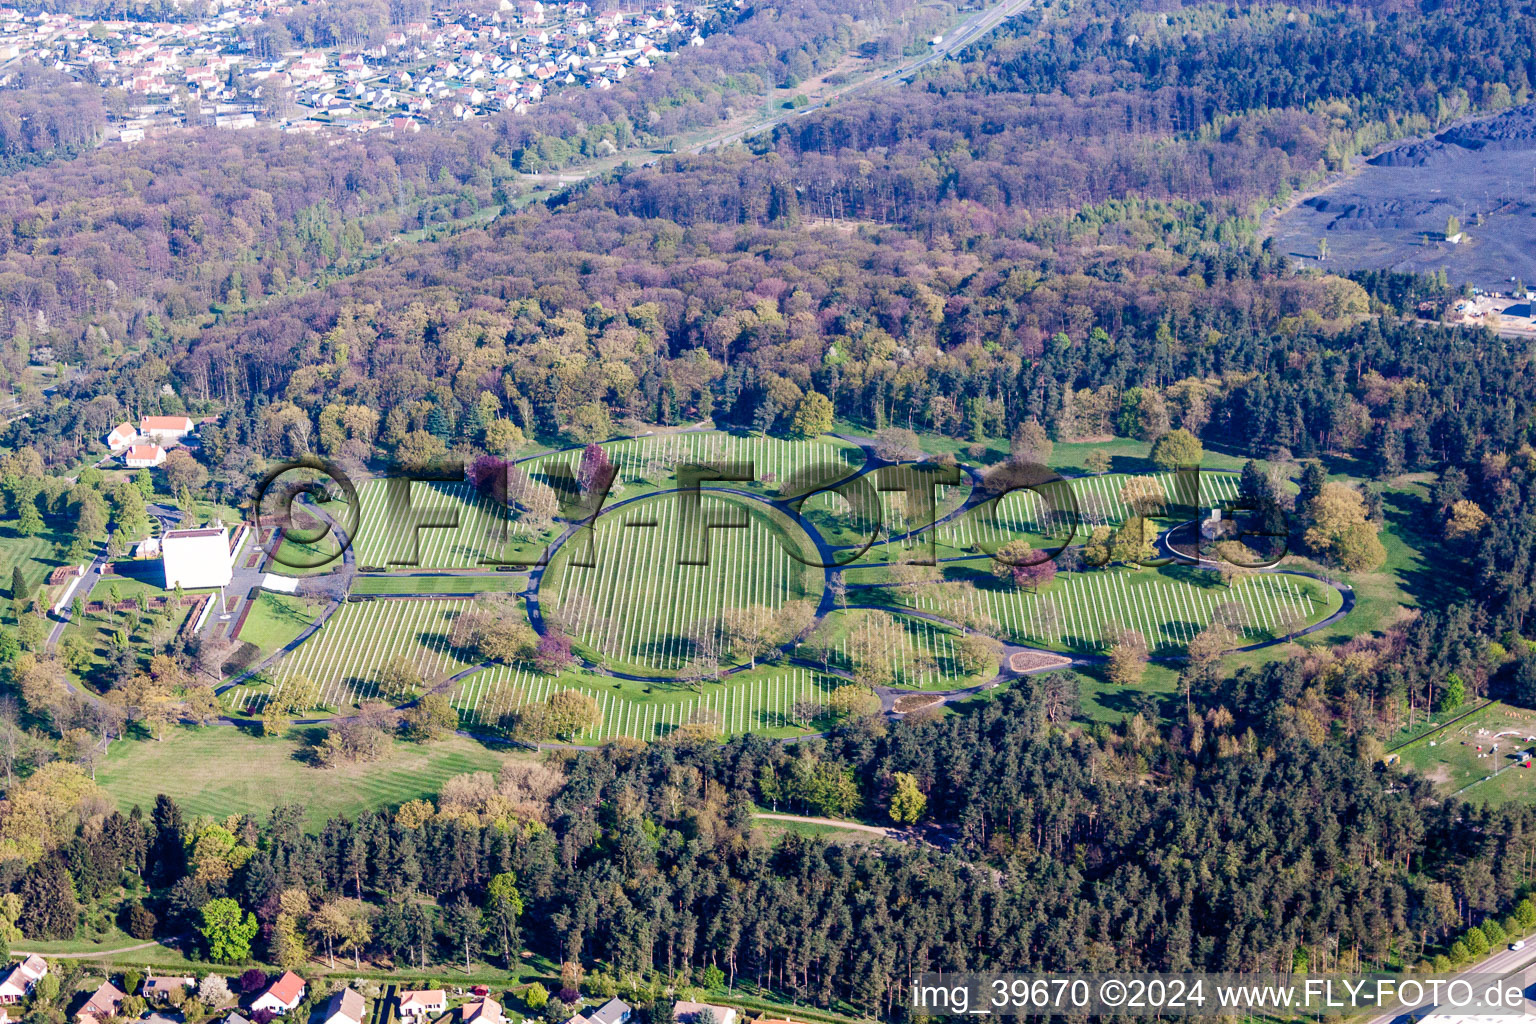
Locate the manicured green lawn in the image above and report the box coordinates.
[59,575,212,684]
[828,419,1284,478]
[353,574,527,595]
[810,608,996,690]
[96,727,514,827]
[883,562,1339,655]
[228,598,480,711]
[520,429,865,501]
[1224,473,1452,676]
[454,661,843,741]
[0,519,70,624]
[237,592,326,654]
[541,492,823,673]
[272,532,348,575]
[353,480,558,571]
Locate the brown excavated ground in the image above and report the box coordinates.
[892,694,945,714]
[1009,650,1074,673]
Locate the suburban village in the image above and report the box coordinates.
[0,954,788,1024]
[0,0,722,138]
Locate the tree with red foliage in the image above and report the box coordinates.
[535,632,575,675]
[992,540,1057,593]
[577,443,613,494]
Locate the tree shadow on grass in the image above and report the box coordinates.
[1106,453,1156,475]
[421,628,477,664]
[1381,487,1470,611]
[1158,563,1227,591]
[1095,685,1172,721]
[291,724,331,765]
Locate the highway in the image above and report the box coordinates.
[1359,940,1536,1024]
[506,0,1034,191]
[692,0,1034,154]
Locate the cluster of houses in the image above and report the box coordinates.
[106,415,197,469]
[71,969,307,1024]
[0,955,799,1024]
[0,0,725,139]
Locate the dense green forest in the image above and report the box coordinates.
[5,680,1536,1022]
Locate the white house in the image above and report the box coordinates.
[251,972,306,1016]
[0,956,47,1005]
[671,1003,736,1024]
[138,415,195,442]
[573,1000,631,1024]
[161,525,233,590]
[124,444,166,468]
[106,422,137,451]
[319,988,365,1024]
[398,991,446,1020]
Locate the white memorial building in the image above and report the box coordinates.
[161,525,233,590]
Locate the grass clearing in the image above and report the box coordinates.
[237,592,326,654]
[354,480,558,570]
[1395,701,1536,806]
[520,430,865,499]
[751,816,890,844]
[60,575,208,683]
[0,520,70,624]
[96,727,514,827]
[812,608,995,689]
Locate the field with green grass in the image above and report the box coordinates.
[541,492,823,673]
[226,598,478,711]
[59,575,208,682]
[0,520,70,623]
[800,465,972,548]
[1394,701,1536,806]
[933,469,1243,551]
[814,607,996,689]
[897,563,1339,654]
[520,430,865,499]
[352,573,526,595]
[96,727,514,827]
[353,480,558,570]
[453,662,844,741]
[237,592,326,655]
[751,814,892,844]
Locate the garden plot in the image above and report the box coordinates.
[519,432,864,496]
[453,664,841,741]
[542,493,821,672]
[910,567,1333,653]
[353,480,556,569]
[229,598,477,711]
[938,471,1242,551]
